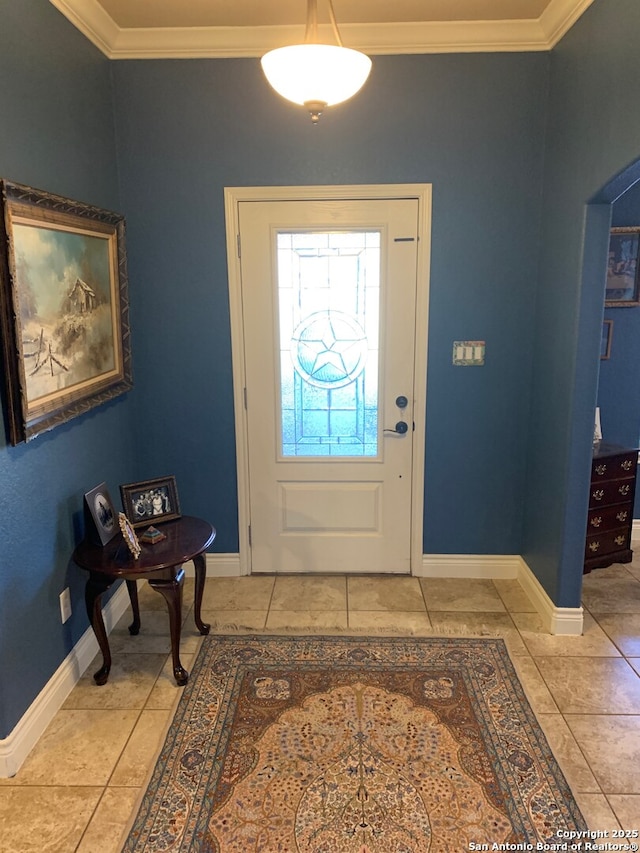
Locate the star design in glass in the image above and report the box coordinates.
[292,311,368,388]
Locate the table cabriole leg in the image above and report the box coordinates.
[85,572,113,685]
[126,579,141,635]
[149,567,188,686]
[192,553,211,635]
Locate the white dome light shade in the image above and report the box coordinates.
[261,43,372,109]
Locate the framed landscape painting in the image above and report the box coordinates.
[0,180,133,444]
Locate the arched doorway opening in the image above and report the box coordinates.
[579,159,640,596]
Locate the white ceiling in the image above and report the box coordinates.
[49,0,594,59]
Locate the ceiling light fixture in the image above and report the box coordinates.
[260,0,372,124]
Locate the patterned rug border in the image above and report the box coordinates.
[124,634,587,852]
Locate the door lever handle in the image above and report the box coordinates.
[384,421,409,435]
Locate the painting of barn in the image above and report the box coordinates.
[67,277,97,313]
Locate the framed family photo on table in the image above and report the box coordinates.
[120,476,182,528]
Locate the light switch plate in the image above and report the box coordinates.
[453,340,485,365]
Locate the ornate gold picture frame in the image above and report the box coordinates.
[0,180,133,444]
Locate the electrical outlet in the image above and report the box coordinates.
[59,587,72,623]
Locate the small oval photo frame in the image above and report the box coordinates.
[120,476,181,528]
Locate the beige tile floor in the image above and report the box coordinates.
[2,561,640,851]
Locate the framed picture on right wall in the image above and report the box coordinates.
[605,226,640,306]
[601,319,613,359]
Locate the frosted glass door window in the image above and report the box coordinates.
[278,231,380,457]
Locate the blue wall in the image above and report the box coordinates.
[112,52,548,556]
[0,1,135,738]
[522,0,640,606]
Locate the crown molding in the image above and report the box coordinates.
[49,0,119,56]
[540,0,595,46]
[95,21,551,60]
[49,0,594,59]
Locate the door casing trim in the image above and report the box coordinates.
[224,184,432,575]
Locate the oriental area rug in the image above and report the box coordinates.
[123,635,587,853]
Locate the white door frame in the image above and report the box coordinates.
[224,184,432,575]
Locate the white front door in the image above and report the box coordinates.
[225,186,431,574]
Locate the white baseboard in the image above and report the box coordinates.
[516,558,584,636]
[181,553,242,577]
[205,552,241,576]
[419,553,583,636]
[633,519,640,539]
[418,553,521,579]
[0,582,130,779]
[202,551,583,634]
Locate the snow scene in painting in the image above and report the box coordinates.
[13,222,116,404]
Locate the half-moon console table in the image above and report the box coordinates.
[73,515,216,686]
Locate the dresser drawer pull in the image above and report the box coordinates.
[590,516,602,528]
[616,510,629,522]
[621,460,634,471]
[592,489,605,501]
[614,534,626,546]
[588,541,600,552]
[618,484,631,496]
[595,464,607,476]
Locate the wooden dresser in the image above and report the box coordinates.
[584,442,638,573]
